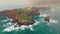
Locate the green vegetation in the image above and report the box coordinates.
[20,14,32,21]
[16,7,33,22]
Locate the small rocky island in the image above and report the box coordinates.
[0,7,40,27]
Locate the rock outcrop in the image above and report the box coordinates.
[44,16,50,22]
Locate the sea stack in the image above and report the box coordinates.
[44,16,50,22]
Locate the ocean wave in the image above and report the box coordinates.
[3,23,17,32]
[39,14,49,17]
[3,22,13,27]
[1,19,8,22]
[2,19,13,27]
[1,18,13,22]
[33,20,39,25]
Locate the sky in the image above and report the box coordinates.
[0,0,35,11]
[0,0,60,11]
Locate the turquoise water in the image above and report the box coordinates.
[0,7,60,34]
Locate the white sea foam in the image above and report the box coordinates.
[9,19,13,21]
[33,20,39,25]
[3,25,35,32]
[2,22,36,32]
[3,25,15,32]
[50,19,58,24]
[39,14,49,17]
[39,14,58,25]
[2,18,41,32]
[3,18,42,32]
[1,18,13,22]
[44,19,58,25]
[3,22,12,27]
[6,22,12,25]
[1,19,8,22]
[50,8,55,11]
[3,19,13,27]
[2,23,17,32]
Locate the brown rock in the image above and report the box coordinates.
[31,7,40,16]
[44,16,50,22]
[0,10,20,23]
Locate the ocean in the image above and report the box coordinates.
[0,7,60,34]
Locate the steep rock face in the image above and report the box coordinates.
[24,7,40,16]
[30,7,40,16]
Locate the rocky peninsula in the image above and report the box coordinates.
[0,7,40,27]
